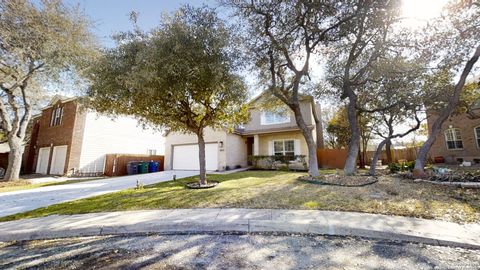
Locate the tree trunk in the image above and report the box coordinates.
[292,104,320,177]
[414,44,480,177]
[369,139,388,176]
[4,137,24,181]
[385,139,393,164]
[310,99,324,149]
[344,99,360,175]
[196,131,207,185]
[358,148,365,169]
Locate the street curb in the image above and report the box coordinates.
[1,219,479,249]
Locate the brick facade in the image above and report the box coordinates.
[427,111,480,164]
[27,98,86,174]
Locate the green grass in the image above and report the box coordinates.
[1,170,478,223]
[0,177,104,193]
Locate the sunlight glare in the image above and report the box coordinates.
[402,0,450,27]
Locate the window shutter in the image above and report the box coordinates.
[268,141,274,155]
[294,139,301,155]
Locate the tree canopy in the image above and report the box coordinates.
[0,0,97,180]
[88,6,248,184]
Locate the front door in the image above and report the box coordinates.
[35,147,50,174]
[50,145,68,175]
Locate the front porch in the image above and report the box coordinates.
[245,130,309,170]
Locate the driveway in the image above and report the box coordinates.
[0,170,198,217]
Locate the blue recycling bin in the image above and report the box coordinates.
[149,161,160,173]
[126,161,139,175]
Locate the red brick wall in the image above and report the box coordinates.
[427,112,480,164]
[30,99,85,174]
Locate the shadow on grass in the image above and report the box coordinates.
[0,170,478,224]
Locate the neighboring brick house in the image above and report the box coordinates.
[427,108,480,164]
[163,94,323,171]
[23,96,165,175]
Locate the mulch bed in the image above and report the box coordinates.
[298,174,378,187]
[185,181,219,189]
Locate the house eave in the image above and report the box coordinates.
[240,126,313,136]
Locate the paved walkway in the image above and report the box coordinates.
[1,209,479,248]
[0,170,198,217]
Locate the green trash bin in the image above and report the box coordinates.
[138,162,149,174]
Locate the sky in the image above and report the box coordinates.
[60,0,433,145]
[64,0,215,47]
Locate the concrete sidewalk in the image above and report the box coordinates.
[1,208,479,248]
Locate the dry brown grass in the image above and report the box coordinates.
[1,171,478,223]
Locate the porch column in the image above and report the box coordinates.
[253,135,259,156]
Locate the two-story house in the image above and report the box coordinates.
[163,94,323,171]
[427,106,480,164]
[427,76,480,164]
[23,96,165,176]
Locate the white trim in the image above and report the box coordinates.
[444,128,463,150]
[273,139,295,156]
[474,126,480,149]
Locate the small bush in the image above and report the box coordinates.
[247,155,308,171]
[388,161,416,174]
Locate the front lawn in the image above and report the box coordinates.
[1,171,478,223]
[0,177,105,193]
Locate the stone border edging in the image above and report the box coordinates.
[0,209,478,249]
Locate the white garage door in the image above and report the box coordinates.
[173,143,218,171]
[50,145,68,175]
[36,147,50,174]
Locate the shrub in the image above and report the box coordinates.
[388,161,416,173]
[247,155,308,171]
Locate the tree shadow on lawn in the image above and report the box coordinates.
[1,171,478,223]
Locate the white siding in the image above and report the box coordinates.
[78,112,165,173]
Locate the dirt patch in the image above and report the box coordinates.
[298,174,378,187]
[0,180,31,188]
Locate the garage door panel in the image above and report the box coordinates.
[50,145,67,175]
[173,143,218,171]
[36,147,50,174]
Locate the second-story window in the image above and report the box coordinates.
[261,111,290,125]
[50,106,64,126]
[444,128,463,150]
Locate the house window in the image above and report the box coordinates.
[50,106,64,126]
[261,111,290,125]
[444,128,463,150]
[147,149,157,155]
[274,140,295,157]
[475,126,480,148]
